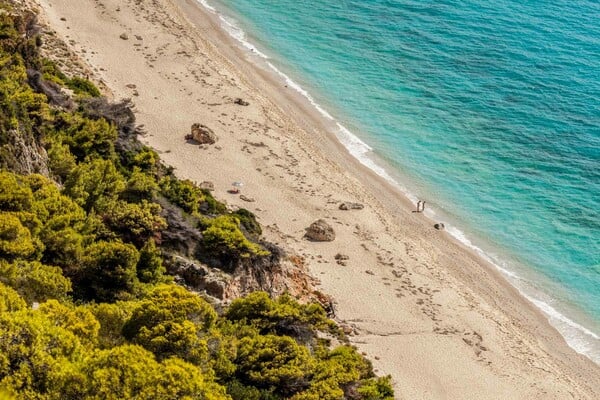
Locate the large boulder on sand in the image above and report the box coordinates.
[305,219,335,242]
[186,123,217,145]
[339,202,364,210]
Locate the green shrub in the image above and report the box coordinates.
[290,379,344,400]
[123,284,217,335]
[0,260,71,303]
[132,147,160,173]
[122,284,216,363]
[47,139,77,181]
[0,310,83,398]
[0,281,26,312]
[0,212,38,260]
[201,188,227,214]
[66,76,101,97]
[159,175,205,214]
[225,292,333,337]
[201,215,268,259]
[40,58,68,85]
[235,334,314,396]
[38,299,100,346]
[78,345,229,400]
[78,240,140,302]
[90,301,137,349]
[0,171,33,211]
[64,158,125,212]
[50,112,117,161]
[232,208,262,239]
[357,376,395,400]
[136,239,166,284]
[122,168,158,202]
[101,199,166,246]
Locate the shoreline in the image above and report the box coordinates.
[197,0,600,362]
[35,0,600,397]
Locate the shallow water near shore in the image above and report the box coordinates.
[199,0,600,361]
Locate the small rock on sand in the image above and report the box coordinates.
[335,253,349,265]
[340,323,355,336]
[239,195,255,202]
[304,219,335,242]
[234,97,249,106]
[339,202,364,210]
[119,33,129,40]
[434,223,445,230]
[199,181,214,191]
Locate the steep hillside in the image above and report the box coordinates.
[0,3,393,399]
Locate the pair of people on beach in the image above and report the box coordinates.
[416,200,426,213]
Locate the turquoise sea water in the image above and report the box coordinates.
[200,0,600,359]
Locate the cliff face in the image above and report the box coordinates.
[224,247,317,302]
[0,10,49,176]
[0,127,49,175]
[167,244,319,305]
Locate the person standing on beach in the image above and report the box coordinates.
[416,200,421,212]
[421,201,426,212]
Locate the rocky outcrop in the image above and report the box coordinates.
[81,98,142,155]
[339,202,364,210]
[167,243,317,303]
[0,129,49,176]
[185,123,217,145]
[158,198,203,256]
[167,256,228,299]
[225,244,316,301]
[305,219,335,242]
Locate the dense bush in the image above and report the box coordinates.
[136,239,166,283]
[48,112,117,161]
[0,281,26,312]
[77,240,139,301]
[159,175,205,214]
[201,215,269,259]
[65,76,101,97]
[232,208,262,239]
[0,260,71,303]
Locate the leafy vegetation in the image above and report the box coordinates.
[0,4,393,399]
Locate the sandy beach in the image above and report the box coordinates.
[31,0,600,398]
